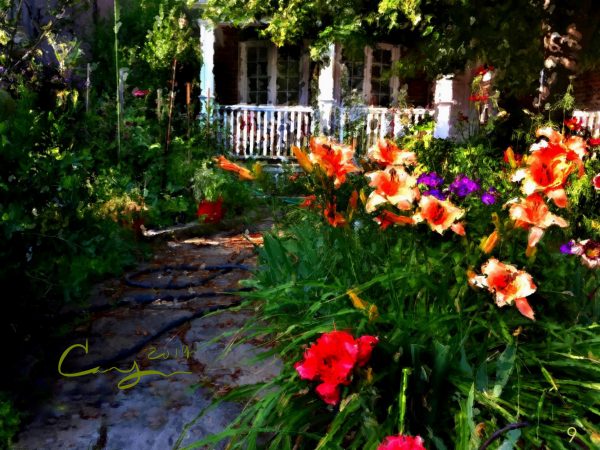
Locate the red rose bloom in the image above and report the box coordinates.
[378,434,426,450]
[295,331,378,405]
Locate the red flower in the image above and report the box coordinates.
[197,198,224,223]
[132,88,150,97]
[468,94,489,102]
[474,65,494,76]
[299,195,317,208]
[594,173,600,191]
[378,434,426,450]
[563,117,583,132]
[589,138,600,147]
[295,331,378,405]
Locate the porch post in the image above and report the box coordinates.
[433,73,471,139]
[433,75,455,139]
[198,19,215,116]
[317,43,338,136]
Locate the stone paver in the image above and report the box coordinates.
[15,223,278,450]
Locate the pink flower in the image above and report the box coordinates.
[132,88,150,97]
[378,434,426,450]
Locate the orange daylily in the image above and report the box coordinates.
[412,196,465,235]
[324,202,346,227]
[367,139,417,167]
[365,167,419,213]
[512,144,575,208]
[309,137,360,188]
[292,145,313,173]
[215,155,255,180]
[507,193,568,249]
[374,210,414,230]
[513,127,588,207]
[468,258,537,320]
[535,127,587,173]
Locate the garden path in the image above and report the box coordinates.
[15,220,281,450]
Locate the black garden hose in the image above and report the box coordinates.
[74,263,253,371]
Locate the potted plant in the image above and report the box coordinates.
[192,162,227,223]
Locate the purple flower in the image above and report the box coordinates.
[560,241,576,255]
[481,188,498,205]
[417,172,444,188]
[422,189,448,200]
[449,174,480,197]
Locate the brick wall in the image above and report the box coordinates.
[574,70,600,110]
[214,26,240,105]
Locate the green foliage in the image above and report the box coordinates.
[0,393,19,449]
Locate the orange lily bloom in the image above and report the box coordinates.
[367,139,417,167]
[215,155,255,181]
[374,210,414,230]
[309,137,360,188]
[324,202,346,227]
[365,167,419,213]
[468,258,537,320]
[292,145,313,173]
[513,144,575,208]
[507,193,568,249]
[412,196,465,235]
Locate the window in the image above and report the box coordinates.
[246,45,270,105]
[369,47,393,106]
[239,41,309,105]
[339,44,401,107]
[277,47,301,105]
[341,48,365,96]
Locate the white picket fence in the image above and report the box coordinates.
[572,110,600,137]
[213,104,434,159]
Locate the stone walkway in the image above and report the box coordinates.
[15,221,281,450]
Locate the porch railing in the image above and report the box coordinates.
[335,106,434,151]
[214,105,314,159]
[573,110,600,137]
[211,104,435,159]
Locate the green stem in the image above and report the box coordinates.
[398,367,411,435]
[114,0,121,163]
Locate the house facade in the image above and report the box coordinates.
[198,20,454,160]
[197,18,600,161]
